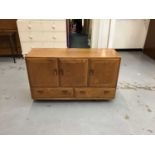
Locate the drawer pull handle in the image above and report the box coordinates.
[80,91,85,94]
[37,90,44,94]
[28,25,31,29]
[52,36,56,40]
[59,69,64,75]
[62,90,68,94]
[29,36,33,39]
[52,26,55,30]
[89,69,94,76]
[104,90,110,94]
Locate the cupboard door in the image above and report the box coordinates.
[59,58,88,87]
[26,58,59,87]
[88,59,120,87]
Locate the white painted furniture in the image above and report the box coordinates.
[17,20,67,55]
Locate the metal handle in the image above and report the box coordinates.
[89,69,94,76]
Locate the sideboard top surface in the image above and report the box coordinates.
[26,48,121,59]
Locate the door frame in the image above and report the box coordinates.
[91,19,111,48]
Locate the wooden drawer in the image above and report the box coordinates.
[75,88,115,99]
[0,19,17,29]
[32,88,73,99]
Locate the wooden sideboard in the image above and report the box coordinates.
[25,48,121,100]
[0,19,21,56]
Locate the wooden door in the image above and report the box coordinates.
[84,19,90,35]
[88,59,120,87]
[26,58,59,87]
[59,58,88,87]
[144,20,155,60]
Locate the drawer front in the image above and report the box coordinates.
[75,88,115,99]
[42,32,66,42]
[21,42,44,54]
[32,88,73,99]
[53,42,67,48]
[50,32,66,42]
[28,21,42,31]
[39,42,67,48]
[17,20,66,32]
[19,32,66,42]
[42,20,66,31]
[17,20,31,32]
[21,42,32,54]
[19,32,45,42]
[42,42,54,48]
[19,32,31,41]
[17,20,42,31]
[21,41,67,54]
[52,20,66,31]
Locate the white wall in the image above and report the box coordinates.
[91,19,150,49]
[91,19,110,48]
[91,19,100,48]
[108,19,150,49]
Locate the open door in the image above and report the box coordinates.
[66,19,92,48]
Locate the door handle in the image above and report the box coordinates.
[89,69,94,76]
[53,69,58,75]
[62,90,68,94]
[59,69,64,75]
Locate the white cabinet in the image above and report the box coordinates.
[17,20,67,55]
[108,19,150,49]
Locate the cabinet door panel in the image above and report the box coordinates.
[88,59,119,87]
[26,58,59,87]
[59,58,88,87]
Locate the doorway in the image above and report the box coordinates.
[67,19,92,48]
